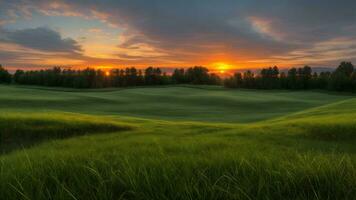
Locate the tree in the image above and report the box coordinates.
[351,71,356,92]
[125,67,138,86]
[137,70,145,86]
[0,65,12,84]
[243,70,256,88]
[144,67,163,85]
[224,72,243,88]
[335,61,354,76]
[287,68,297,89]
[329,62,354,91]
[13,70,24,83]
[317,72,331,89]
[208,73,221,85]
[299,66,312,89]
[185,66,210,84]
[280,72,288,88]
[172,68,186,84]
[258,66,279,89]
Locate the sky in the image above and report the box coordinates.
[0,0,356,72]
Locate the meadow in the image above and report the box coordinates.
[1,85,356,199]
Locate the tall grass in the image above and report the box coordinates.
[2,114,356,199]
[1,86,356,199]
[2,146,356,199]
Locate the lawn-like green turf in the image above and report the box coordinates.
[1,85,356,199]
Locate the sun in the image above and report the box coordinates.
[212,62,232,73]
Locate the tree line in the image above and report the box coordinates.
[224,62,356,92]
[1,62,356,92]
[0,65,221,88]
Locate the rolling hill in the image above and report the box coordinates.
[1,85,356,199]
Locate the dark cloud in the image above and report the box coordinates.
[41,0,356,59]
[0,27,82,53]
[1,0,356,67]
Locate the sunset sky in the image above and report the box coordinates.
[1,0,356,72]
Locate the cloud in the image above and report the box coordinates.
[40,0,356,64]
[1,0,356,68]
[0,27,82,53]
[0,26,86,68]
[266,37,356,65]
[2,1,297,59]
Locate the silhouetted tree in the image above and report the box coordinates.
[280,72,288,88]
[0,65,11,84]
[172,68,186,84]
[299,66,312,89]
[258,66,279,89]
[335,61,354,76]
[224,72,243,88]
[13,70,24,83]
[185,66,210,84]
[243,70,256,88]
[287,68,298,89]
[329,62,354,91]
[145,67,163,85]
[8,61,356,92]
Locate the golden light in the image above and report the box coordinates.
[96,65,114,70]
[212,62,232,74]
[105,71,110,76]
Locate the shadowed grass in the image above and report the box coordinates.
[301,123,356,141]
[0,112,133,153]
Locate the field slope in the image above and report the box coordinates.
[1,85,356,199]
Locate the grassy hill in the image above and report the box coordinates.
[0,85,350,122]
[1,85,356,199]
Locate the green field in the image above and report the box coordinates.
[1,85,356,199]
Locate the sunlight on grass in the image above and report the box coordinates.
[1,86,356,199]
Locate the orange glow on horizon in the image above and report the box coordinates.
[96,65,115,69]
[3,60,302,73]
[210,62,233,73]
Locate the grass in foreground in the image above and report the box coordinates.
[1,85,356,199]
